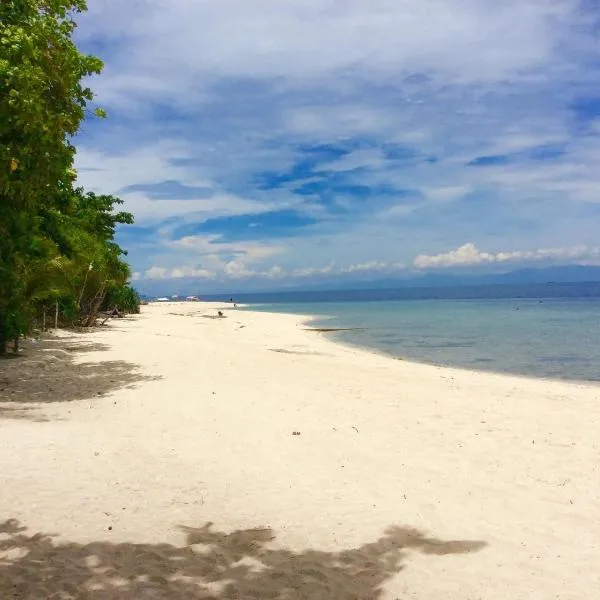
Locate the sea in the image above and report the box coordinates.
[208,282,600,382]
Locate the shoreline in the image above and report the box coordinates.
[1,301,599,599]
[242,302,600,387]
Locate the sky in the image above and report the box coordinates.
[73,0,600,294]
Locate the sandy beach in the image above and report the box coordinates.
[1,301,599,599]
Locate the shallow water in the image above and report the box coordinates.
[248,298,600,382]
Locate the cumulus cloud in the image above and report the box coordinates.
[414,243,600,269]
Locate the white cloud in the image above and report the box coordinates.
[290,264,335,278]
[265,266,286,279]
[487,132,568,155]
[414,243,495,268]
[75,144,285,225]
[144,266,216,280]
[424,185,472,202]
[170,267,216,279]
[414,243,600,269]
[168,235,284,264]
[475,143,600,204]
[284,104,393,138]
[141,235,286,282]
[80,0,577,104]
[138,258,407,282]
[71,0,600,288]
[223,261,255,279]
[75,142,195,192]
[319,149,387,173]
[120,192,279,225]
[340,261,404,274]
[277,261,406,279]
[144,266,168,279]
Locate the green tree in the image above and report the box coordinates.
[0,0,103,353]
[31,187,137,328]
[66,190,135,325]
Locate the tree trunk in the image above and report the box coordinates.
[77,265,92,313]
[0,313,6,357]
[84,283,106,327]
[12,336,19,354]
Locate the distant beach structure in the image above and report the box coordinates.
[155,297,170,302]
[186,296,200,302]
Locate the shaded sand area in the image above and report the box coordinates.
[1,302,599,599]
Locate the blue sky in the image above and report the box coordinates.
[73,0,600,293]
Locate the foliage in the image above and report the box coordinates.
[0,1,102,202]
[29,187,139,327]
[104,283,141,315]
[0,1,137,354]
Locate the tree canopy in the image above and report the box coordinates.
[0,0,138,354]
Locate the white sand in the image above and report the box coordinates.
[1,301,599,599]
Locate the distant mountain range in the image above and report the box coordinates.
[372,265,600,289]
[250,265,600,293]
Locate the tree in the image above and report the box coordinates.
[29,187,137,329]
[0,0,104,353]
[0,1,102,201]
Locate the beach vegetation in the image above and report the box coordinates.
[0,1,137,354]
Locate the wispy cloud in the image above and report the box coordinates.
[73,0,600,290]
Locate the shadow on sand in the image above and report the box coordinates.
[0,519,486,599]
[0,335,159,421]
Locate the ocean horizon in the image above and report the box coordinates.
[202,279,600,303]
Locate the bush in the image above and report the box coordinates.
[103,283,140,314]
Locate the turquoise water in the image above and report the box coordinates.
[247,298,600,382]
